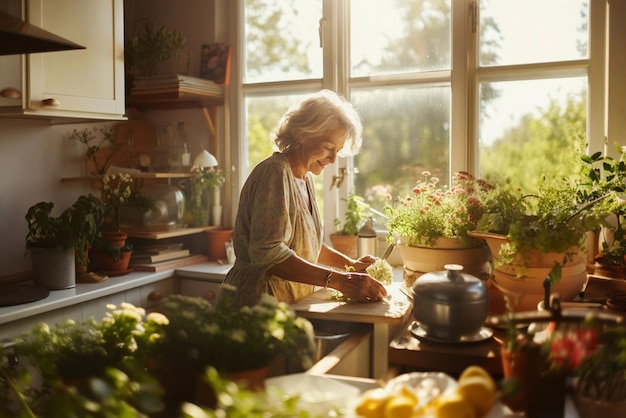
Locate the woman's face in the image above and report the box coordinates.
[292,134,346,178]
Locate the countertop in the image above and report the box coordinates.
[0,261,232,326]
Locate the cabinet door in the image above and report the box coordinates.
[178,278,222,304]
[24,0,125,119]
[0,0,23,107]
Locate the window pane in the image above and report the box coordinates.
[351,0,451,77]
[243,0,323,83]
[479,0,589,66]
[351,86,451,219]
[478,77,587,192]
[245,93,325,212]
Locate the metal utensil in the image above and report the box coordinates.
[381,242,395,261]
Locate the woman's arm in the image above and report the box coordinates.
[318,243,378,272]
[268,252,387,302]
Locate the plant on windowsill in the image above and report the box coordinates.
[329,193,369,259]
[384,171,492,248]
[577,142,626,279]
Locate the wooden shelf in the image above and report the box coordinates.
[126,89,224,110]
[124,226,218,240]
[61,173,195,183]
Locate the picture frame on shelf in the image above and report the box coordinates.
[199,42,232,85]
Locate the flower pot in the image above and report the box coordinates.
[501,346,567,418]
[29,246,76,289]
[206,228,233,261]
[469,231,587,312]
[91,250,132,272]
[397,241,492,288]
[329,234,358,259]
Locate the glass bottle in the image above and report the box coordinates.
[168,122,183,172]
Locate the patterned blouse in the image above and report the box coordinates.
[223,152,323,308]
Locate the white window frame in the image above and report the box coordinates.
[226,0,615,238]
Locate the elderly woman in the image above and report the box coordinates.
[224,90,387,308]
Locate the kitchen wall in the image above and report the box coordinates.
[0,0,225,278]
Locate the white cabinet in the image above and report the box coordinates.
[178,278,222,304]
[0,0,126,121]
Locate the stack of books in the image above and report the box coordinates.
[130,74,223,96]
[130,243,207,272]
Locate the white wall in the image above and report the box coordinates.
[0,119,94,276]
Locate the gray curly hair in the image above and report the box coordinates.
[272,89,363,157]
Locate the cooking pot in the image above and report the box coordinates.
[411,264,488,340]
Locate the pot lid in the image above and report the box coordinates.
[412,264,487,303]
[0,10,85,55]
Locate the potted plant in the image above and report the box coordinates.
[25,194,106,289]
[90,173,153,272]
[577,143,626,279]
[383,171,493,285]
[149,286,316,409]
[7,302,165,417]
[572,325,626,417]
[125,19,187,79]
[470,173,616,311]
[329,193,369,259]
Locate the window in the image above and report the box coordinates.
[240,0,606,235]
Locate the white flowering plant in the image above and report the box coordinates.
[11,303,165,416]
[154,286,316,374]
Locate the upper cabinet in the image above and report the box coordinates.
[0,0,126,121]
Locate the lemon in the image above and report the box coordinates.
[383,394,417,418]
[459,365,492,382]
[354,388,392,418]
[455,375,496,417]
[435,393,477,418]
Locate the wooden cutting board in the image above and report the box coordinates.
[87,120,157,175]
[290,283,411,325]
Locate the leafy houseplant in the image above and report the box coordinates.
[25,194,106,272]
[329,194,369,259]
[152,286,316,375]
[473,175,615,282]
[577,143,626,272]
[125,20,187,77]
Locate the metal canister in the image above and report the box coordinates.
[357,217,377,258]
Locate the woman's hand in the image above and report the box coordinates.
[349,255,378,272]
[334,270,387,302]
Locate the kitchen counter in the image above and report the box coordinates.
[0,262,231,341]
[291,280,412,379]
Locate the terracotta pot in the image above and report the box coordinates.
[91,250,132,272]
[501,346,567,418]
[329,234,358,259]
[206,228,233,261]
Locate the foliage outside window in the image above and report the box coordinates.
[241,0,601,234]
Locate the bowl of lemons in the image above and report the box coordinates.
[352,365,502,418]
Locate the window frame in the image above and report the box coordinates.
[230,0,609,240]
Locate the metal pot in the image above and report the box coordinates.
[411,264,488,340]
